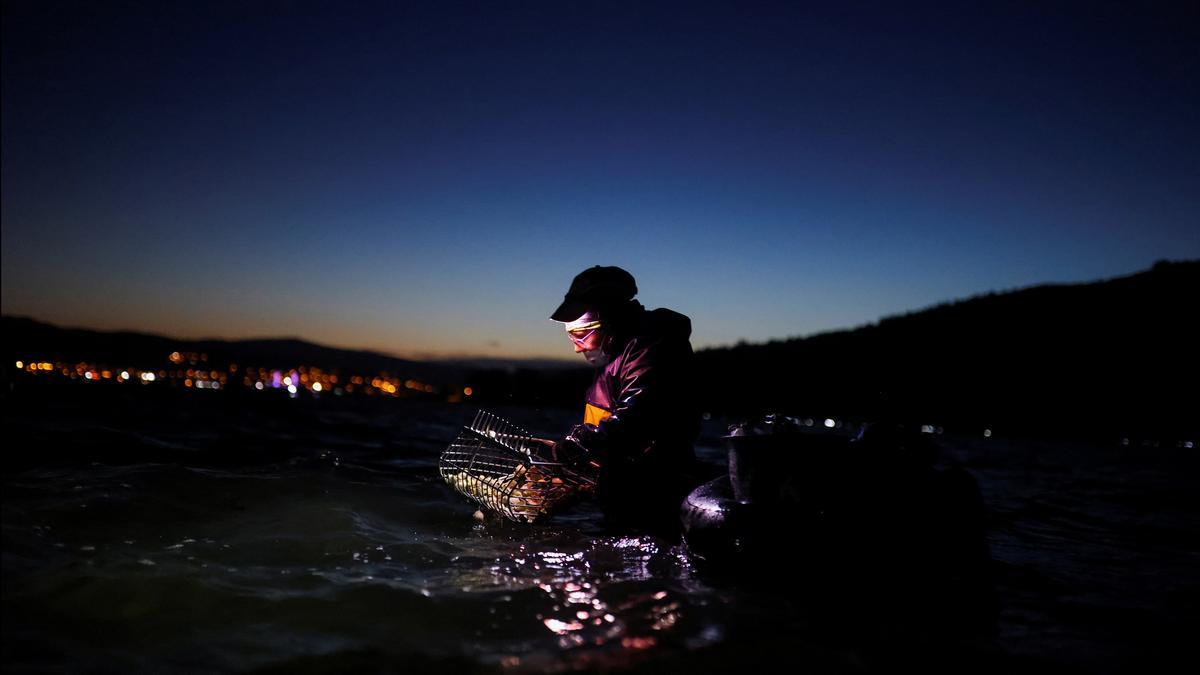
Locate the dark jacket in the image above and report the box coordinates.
[569,303,700,521]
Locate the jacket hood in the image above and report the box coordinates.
[642,307,692,341]
[606,304,691,349]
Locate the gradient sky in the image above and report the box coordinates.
[3,1,1197,359]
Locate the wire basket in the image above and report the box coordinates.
[439,410,596,523]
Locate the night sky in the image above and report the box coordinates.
[3,1,1197,359]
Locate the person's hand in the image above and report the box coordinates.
[550,436,586,465]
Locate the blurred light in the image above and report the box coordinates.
[543,618,583,634]
[101,370,112,379]
[211,382,220,390]
[1120,438,1130,446]
[1185,441,1194,449]
[144,372,156,382]
[823,418,835,428]
[983,429,992,438]
[287,384,298,394]
[621,636,657,650]
[921,424,935,434]
[120,371,130,380]
[84,372,93,380]
[283,376,293,386]
[184,379,193,387]
[463,386,473,396]
[15,361,23,369]
[169,351,183,364]
[255,381,264,390]
[312,382,323,392]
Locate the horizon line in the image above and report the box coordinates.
[4,259,1191,362]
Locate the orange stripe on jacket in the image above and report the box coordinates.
[584,403,612,427]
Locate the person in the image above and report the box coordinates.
[548,265,700,527]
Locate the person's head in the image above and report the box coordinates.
[551,266,638,366]
[563,310,608,365]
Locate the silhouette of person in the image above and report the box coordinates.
[549,266,700,527]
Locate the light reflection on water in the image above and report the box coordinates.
[437,532,723,671]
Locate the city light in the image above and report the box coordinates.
[13,354,452,404]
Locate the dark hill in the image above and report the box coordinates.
[0,317,592,405]
[0,317,450,382]
[693,260,1198,438]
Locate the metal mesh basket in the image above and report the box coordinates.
[439,410,596,523]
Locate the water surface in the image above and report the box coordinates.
[3,387,1196,673]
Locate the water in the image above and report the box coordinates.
[3,385,1197,673]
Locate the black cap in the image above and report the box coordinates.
[550,266,638,322]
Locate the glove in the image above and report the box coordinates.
[550,435,590,467]
[550,430,602,486]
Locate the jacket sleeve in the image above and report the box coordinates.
[569,338,672,464]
